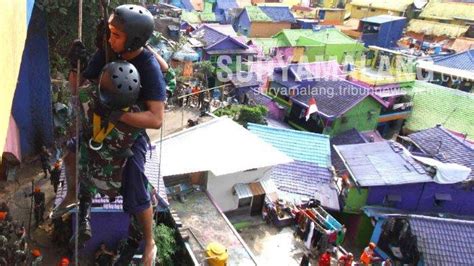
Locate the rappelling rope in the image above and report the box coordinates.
[74,0,83,264]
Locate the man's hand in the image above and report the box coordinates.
[142,241,157,266]
[67,39,88,69]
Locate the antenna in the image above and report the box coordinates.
[442,107,458,126]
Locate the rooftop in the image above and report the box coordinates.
[274,28,361,46]
[408,126,474,179]
[216,0,238,10]
[407,19,469,39]
[153,117,292,177]
[243,6,272,22]
[259,6,296,23]
[404,81,474,138]
[433,49,474,72]
[330,128,369,172]
[334,141,434,187]
[420,2,474,21]
[247,123,331,167]
[169,190,257,265]
[361,15,406,24]
[227,72,261,88]
[350,0,415,12]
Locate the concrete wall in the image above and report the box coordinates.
[207,166,272,212]
[250,22,292,38]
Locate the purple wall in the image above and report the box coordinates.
[73,211,130,259]
[235,10,251,36]
[367,183,474,216]
[367,184,424,212]
[275,47,295,61]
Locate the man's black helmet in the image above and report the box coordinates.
[99,61,141,110]
[110,4,154,52]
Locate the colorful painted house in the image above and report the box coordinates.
[348,0,415,20]
[334,141,473,216]
[358,15,406,48]
[4,5,53,161]
[403,81,474,137]
[234,6,296,37]
[364,211,474,265]
[243,89,287,122]
[416,49,474,93]
[269,65,383,136]
[191,24,256,69]
[316,8,345,25]
[272,28,366,63]
[406,125,474,180]
[214,0,238,23]
[247,124,340,211]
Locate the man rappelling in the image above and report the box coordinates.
[55,4,168,265]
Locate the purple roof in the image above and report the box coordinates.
[245,88,273,105]
[285,79,373,118]
[191,25,228,46]
[228,72,261,88]
[216,0,238,10]
[408,126,474,179]
[259,6,296,23]
[271,161,339,210]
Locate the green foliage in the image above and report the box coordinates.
[237,105,268,125]
[214,104,268,125]
[153,223,176,266]
[36,0,161,75]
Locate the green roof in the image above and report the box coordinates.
[181,11,201,24]
[204,1,213,13]
[245,6,272,22]
[250,38,279,54]
[273,29,360,46]
[404,81,474,137]
[200,12,217,22]
[420,2,474,21]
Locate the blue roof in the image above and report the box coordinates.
[191,25,227,46]
[259,6,296,23]
[247,123,331,167]
[330,128,368,172]
[180,0,194,11]
[361,15,406,24]
[216,0,238,10]
[433,49,474,72]
[271,161,339,210]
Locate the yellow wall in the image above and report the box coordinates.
[351,6,402,19]
[0,1,28,158]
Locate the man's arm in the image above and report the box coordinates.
[119,100,164,129]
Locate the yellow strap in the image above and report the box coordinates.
[92,113,116,143]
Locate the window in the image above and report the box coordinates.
[238,197,252,208]
[383,194,401,207]
[434,193,452,207]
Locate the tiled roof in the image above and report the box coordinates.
[334,141,434,187]
[271,161,339,210]
[247,123,331,167]
[420,2,474,21]
[407,215,474,265]
[274,61,344,82]
[191,25,227,46]
[206,24,238,37]
[286,79,373,118]
[216,0,238,10]
[404,81,474,138]
[330,128,368,172]
[433,49,474,72]
[259,6,296,23]
[245,89,273,106]
[449,37,474,53]
[408,126,474,179]
[274,29,362,47]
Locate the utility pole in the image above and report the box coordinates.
[27,179,34,240]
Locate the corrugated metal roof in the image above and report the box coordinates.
[247,123,331,167]
[249,182,265,196]
[434,49,474,72]
[351,0,414,12]
[154,117,293,177]
[234,183,253,199]
[259,6,296,23]
[420,2,474,21]
[334,141,434,186]
[407,19,469,38]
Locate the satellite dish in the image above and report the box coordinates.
[414,0,428,9]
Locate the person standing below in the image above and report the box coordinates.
[39,146,51,179]
[26,187,45,227]
[360,242,377,265]
[50,160,62,194]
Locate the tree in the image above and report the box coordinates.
[194,61,215,88]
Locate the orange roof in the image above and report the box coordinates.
[449,37,474,53]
